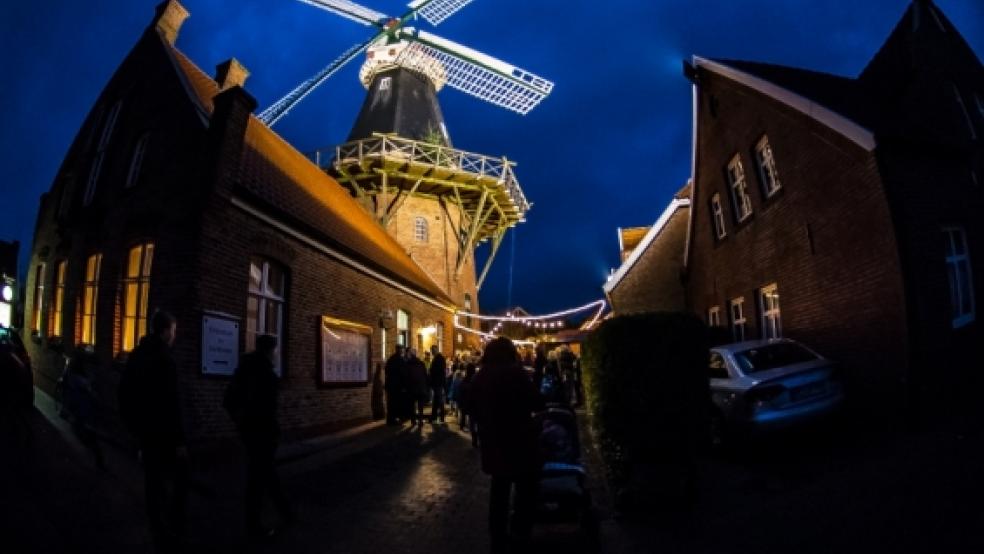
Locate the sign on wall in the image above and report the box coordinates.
[202,314,239,376]
[320,316,372,386]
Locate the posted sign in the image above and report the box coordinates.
[202,314,239,376]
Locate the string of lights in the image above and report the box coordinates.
[453,320,536,346]
[453,299,607,322]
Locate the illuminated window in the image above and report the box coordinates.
[379,76,391,91]
[397,309,410,347]
[80,254,102,345]
[125,133,150,189]
[708,305,722,327]
[414,216,429,243]
[436,321,444,353]
[727,154,753,222]
[31,264,45,335]
[122,243,154,352]
[246,258,285,374]
[758,283,781,339]
[84,100,122,206]
[710,193,726,239]
[944,227,975,328]
[463,294,472,327]
[50,260,67,338]
[755,136,781,197]
[730,297,746,342]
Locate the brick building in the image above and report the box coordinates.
[604,184,691,315]
[23,1,463,440]
[684,0,983,415]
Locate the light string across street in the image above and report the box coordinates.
[452,299,608,344]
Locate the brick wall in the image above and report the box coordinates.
[608,206,689,315]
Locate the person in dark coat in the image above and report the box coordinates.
[118,310,189,549]
[471,337,545,552]
[457,362,479,445]
[428,345,447,423]
[405,349,429,425]
[226,334,294,540]
[384,345,406,425]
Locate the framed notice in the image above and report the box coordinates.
[202,314,239,376]
[319,316,372,386]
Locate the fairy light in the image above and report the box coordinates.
[454,299,606,323]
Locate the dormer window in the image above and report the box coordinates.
[755,136,781,198]
[727,155,753,223]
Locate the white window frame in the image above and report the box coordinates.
[708,306,722,327]
[125,133,150,189]
[758,283,782,339]
[727,155,753,222]
[397,309,410,347]
[378,76,392,91]
[84,100,122,206]
[755,136,781,198]
[413,216,429,243]
[944,227,976,328]
[951,84,977,140]
[246,258,286,374]
[436,321,444,353]
[730,297,746,342]
[710,194,727,239]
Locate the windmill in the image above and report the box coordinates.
[261,0,553,350]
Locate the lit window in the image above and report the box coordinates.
[50,260,67,338]
[125,133,150,188]
[397,309,410,347]
[727,155,753,222]
[755,136,781,197]
[436,321,444,353]
[730,297,746,342]
[31,264,45,335]
[944,227,975,328]
[378,76,391,91]
[463,294,472,327]
[246,258,286,374]
[710,194,727,239]
[122,243,154,352]
[708,306,722,327]
[758,283,781,339]
[414,216,429,243]
[951,84,977,140]
[84,100,123,206]
[80,254,102,345]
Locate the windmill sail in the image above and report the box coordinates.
[408,0,475,26]
[299,0,388,26]
[397,29,554,115]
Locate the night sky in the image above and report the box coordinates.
[2,0,982,317]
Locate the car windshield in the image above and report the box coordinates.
[733,343,818,374]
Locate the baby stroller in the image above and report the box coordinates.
[534,404,599,547]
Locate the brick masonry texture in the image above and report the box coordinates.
[607,207,689,315]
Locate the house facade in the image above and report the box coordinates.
[23,1,460,441]
[685,0,983,415]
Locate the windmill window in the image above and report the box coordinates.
[944,227,975,328]
[464,294,472,327]
[125,133,150,189]
[755,136,781,197]
[730,297,746,342]
[414,216,429,243]
[84,100,123,206]
[727,155,753,222]
[710,193,727,240]
[378,77,391,91]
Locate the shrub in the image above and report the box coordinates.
[581,312,710,508]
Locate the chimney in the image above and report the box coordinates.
[215,59,250,92]
[153,0,190,45]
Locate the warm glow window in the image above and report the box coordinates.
[246,258,285,374]
[436,321,444,353]
[730,297,746,342]
[727,155,753,222]
[755,136,781,197]
[710,194,726,239]
[31,264,45,335]
[944,227,975,328]
[50,260,67,338]
[122,243,154,352]
[81,254,102,345]
[397,309,410,347]
[758,283,781,339]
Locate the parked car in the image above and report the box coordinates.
[708,338,844,445]
[1,325,34,410]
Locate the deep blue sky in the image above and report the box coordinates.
[2,0,982,316]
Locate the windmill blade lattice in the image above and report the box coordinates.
[299,0,388,26]
[397,30,554,115]
[408,0,475,26]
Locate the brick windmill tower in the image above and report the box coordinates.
[259,0,553,342]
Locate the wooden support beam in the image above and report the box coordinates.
[456,189,488,273]
[476,226,507,290]
[381,177,423,228]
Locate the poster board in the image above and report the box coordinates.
[319,316,372,386]
[202,314,239,376]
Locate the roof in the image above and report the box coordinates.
[603,195,690,295]
[163,38,453,305]
[618,227,649,260]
